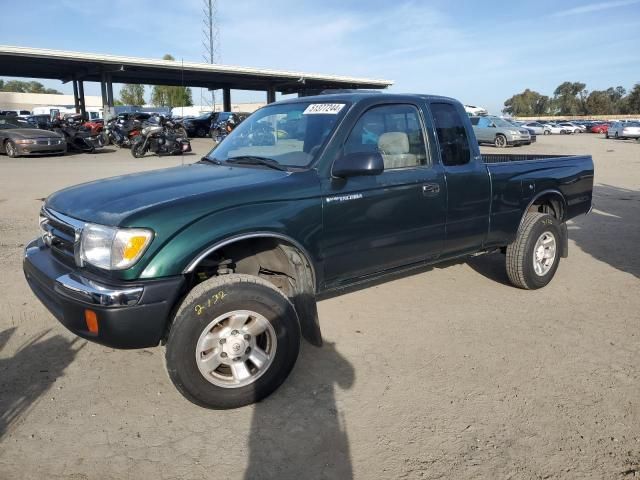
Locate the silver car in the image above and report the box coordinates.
[607,121,640,139]
[470,116,531,148]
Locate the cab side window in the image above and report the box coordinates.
[344,104,429,169]
[430,103,471,167]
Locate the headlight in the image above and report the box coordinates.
[80,224,153,270]
[15,139,37,144]
[508,130,519,135]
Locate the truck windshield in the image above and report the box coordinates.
[204,102,348,168]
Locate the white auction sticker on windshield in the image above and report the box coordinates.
[303,103,346,115]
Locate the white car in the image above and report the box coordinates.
[607,121,640,139]
[521,121,550,135]
[556,123,581,134]
[546,123,573,135]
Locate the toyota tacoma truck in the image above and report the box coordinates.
[24,93,594,409]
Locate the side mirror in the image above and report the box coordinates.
[333,151,384,178]
[490,123,496,128]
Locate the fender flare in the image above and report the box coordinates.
[519,189,569,258]
[183,231,322,346]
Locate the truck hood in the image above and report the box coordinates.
[46,163,292,226]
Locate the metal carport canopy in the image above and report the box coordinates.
[0,45,393,93]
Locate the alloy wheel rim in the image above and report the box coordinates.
[532,231,557,276]
[195,309,277,388]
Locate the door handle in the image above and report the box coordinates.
[422,183,440,196]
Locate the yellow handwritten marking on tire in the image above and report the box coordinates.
[194,291,227,316]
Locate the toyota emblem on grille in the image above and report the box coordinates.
[42,231,53,247]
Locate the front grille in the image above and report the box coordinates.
[40,208,84,266]
[35,138,63,145]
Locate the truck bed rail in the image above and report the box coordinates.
[482,154,568,164]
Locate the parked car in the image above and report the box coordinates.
[470,115,531,147]
[183,112,218,137]
[545,123,573,135]
[607,121,640,139]
[521,122,550,136]
[26,114,55,130]
[0,109,32,117]
[0,116,66,157]
[557,123,581,134]
[589,123,609,134]
[24,92,594,409]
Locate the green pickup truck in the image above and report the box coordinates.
[24,92,594,409]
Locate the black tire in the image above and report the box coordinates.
[165,274,301,409]
[544,130,550,135]
[615,132,619,139]
[131,140,146,158]
[494,134,507,148]
[605,132,609,139]
[4,140,19,158]
[506,212,562,290]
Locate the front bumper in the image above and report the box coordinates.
[23,238,185,349]
[16,143,66,156]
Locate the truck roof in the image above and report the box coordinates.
[276,91,459,105]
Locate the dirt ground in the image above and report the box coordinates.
[0,134,638,480]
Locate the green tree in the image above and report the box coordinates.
[553,81,587,115]
[119,84,145,105]
[503,89,552,116]
[623,83,640,114]
[585,90,615,115]
[0,79,62,94]
[150,54,193,108]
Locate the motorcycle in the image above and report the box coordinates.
[210,115,237,144]
[103,117,142,148]
[130,118,191,158]
[52,118,104,153]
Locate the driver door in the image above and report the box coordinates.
[321,103,446,286]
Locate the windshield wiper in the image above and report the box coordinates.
[199,156,223,165]
[226,156,287,171]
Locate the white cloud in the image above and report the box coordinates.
[551,0,640,17]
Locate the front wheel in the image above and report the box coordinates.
[506,212,561,290]
[131,139,147,158]
[165,274,301,409]
[544,130,550,135]
[494,134,507,148]
[4,140,19,158]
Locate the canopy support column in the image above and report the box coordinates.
[222,87,231,112]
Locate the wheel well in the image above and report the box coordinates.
[184,236,321,345]
[526,193,565,222]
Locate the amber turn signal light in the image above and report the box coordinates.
[84,309,99,334]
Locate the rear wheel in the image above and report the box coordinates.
[494,134,507,148]
[506,212,561,290]
[4,140,19,158]
[544,130,550,135]
[165,274,301,409]
[605,131,609,138]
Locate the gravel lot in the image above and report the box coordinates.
[0,134,638,479]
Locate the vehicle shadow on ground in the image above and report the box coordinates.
[0,328,84,440]
[244,341,355,479]
[64,148,117,156]
[569,184,640,278]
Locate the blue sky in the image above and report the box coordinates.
[1,0,639,113]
